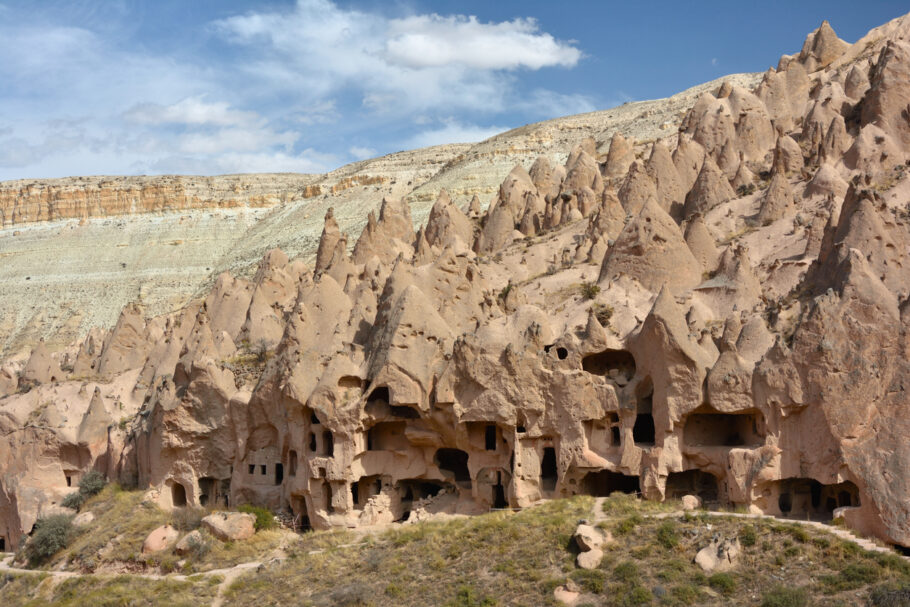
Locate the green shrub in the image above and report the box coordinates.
[624,585,652,605]
[78,470,106,497]
[61,492,85,511]
[613,561,639,584]
[172,507,204,532]
[656,521,679,549]
[592,303,614,327]
[24,515,75,566]
[185,532,211,560]
[237,504,275,531]
[760,586,808,607]
[570,568,606,594]
[739,524,757,547]
[870,581,910,607]
[708,572,736,595]
[614,515,642,536]
[671,584,699,605]
[579,282,601,300]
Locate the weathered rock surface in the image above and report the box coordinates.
[1,14,910,559]
[202,512,255,541]
[142,524,179,554]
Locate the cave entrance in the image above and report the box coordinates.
[773,478,860,520]
[633,378,655,446]
[581,470,640,497]
[396,479,448,520]
[290,494,311,531]
[582,349,636,384]
[199,477,215,506]
[367,421,408,451]
[323,481,334,513]
[683,410,763,447]
[493,472,508,509]
[322,431,334,457]
[666,470,719,503]
[0,536,5,552]
[435,448,472,488]
[288,450,298,477]
[275,463,284,485]
[485,425,497,451]
[540,447,558,492]
[171,482,187,508]
[367,386,390,404]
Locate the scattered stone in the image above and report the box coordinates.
[142,524,179,554]
[202,512,255,542]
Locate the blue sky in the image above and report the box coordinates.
[0,0,906,180]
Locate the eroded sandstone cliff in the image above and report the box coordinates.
[1,16,910,558]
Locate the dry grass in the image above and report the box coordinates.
[222,496,594,607]
[0,575,221,607]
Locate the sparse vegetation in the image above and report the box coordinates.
[78,469,106,497]
[592,302,614,327]
[237,504,276,531]
[579,281,601,300]
[760,586,808,607]
[736,183,757,197]
[61,491,85,511]
[23,514,76,566]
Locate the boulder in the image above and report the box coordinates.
[174,530,205,556]
[695,536,741,573]
[576,547,604,570]
[142,524,179,554]
[202,512,256,541]
[681,495,701,511]
[574,523,606,551]
[72,511,95,528]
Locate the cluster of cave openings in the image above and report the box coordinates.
[435,448,472,489]
[540,446,558,492]
[351,475,382,509]
[683,409,764,447]
[775,479,860,520]
[633,378,655,446]
[666,470,719,503]
[171,481,187,507]
[581,470,640,497]
[308,430,334,456]
[198,477,231,507]
[367,421,409,451]
[582,349,636,385]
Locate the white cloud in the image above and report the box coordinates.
[383,15,581,70]
[711,58,718,66]
[213,0,583,116]
[123,97,261,127]
[349,146,377,160]
[405,122,508,149]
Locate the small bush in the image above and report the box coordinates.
[579,282,600,300]
[870,581,910,607]
[570,568,606,594]
[61,492,85,511]
[185,532,211,560]
[24,515,75,566]
[671,584,700,605]
[592,303,614,327]
[78,470,106,497]
[656,521,679,549]
[613,561,639,584]
[760,586,808,607]
[708,572,736,595]
[237,504,275,531]
[172,507,204,532]
[736,183,757,197]
[739,524,757,547]
[624,585,652,605]
[614,515,642,536]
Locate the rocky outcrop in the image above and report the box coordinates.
[3,13,910,558]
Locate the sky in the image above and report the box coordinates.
[0,0,907,180]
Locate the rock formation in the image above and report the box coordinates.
[2,14,910,559]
